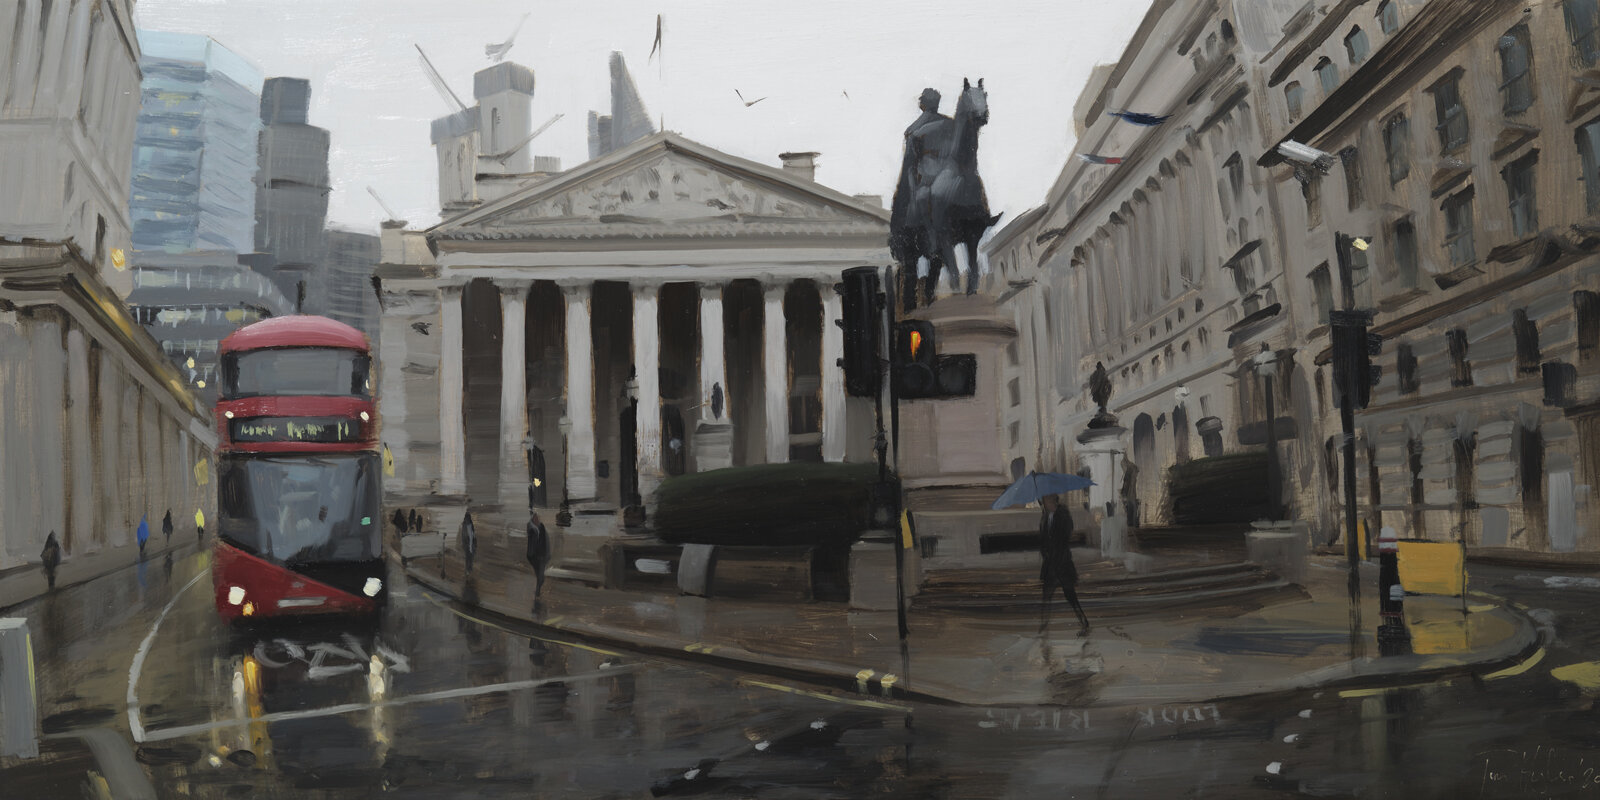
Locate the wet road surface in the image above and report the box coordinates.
[10,551,1600,798]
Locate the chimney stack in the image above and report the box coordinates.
[779,151,819,182]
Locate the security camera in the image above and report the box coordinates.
[1277,140,1336,172]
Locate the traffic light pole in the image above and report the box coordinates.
[1333,232,1366,661]
[883,266,910,647]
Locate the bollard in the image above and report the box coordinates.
[0,618,38,757]
[1376,527,1411,656]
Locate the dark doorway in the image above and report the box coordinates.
[528,445,547,509]
[621,394,639,507]
[663,405,687,476]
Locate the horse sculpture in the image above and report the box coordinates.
[889,79,1001,311]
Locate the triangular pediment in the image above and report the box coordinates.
[431,133,889,242]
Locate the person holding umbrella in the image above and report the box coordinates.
[992,471,1095,638]
[1039,493,1090,637]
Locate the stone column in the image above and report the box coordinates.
[561,281,597,502]
[499,279,532,508]
[818,280,847,462]
[438,284,467,495]
[763,282,790,464]
[694,281,734,471]
[631,281,663,500]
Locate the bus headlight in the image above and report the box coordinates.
[227,586,246,605]
[363,577,383,597]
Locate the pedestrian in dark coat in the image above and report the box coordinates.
[460,511,477,574]
[526,512,551,601]
[162,510,174,545]
[409,509,421,532]
[392,509,408,534]
[41,532,61,590]
[1039,494,1090,636]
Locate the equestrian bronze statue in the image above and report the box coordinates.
[889,79,1001,311]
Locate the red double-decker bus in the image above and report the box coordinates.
[212,316,385,622]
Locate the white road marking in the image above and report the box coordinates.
[127,572,207,743]
[137,666,635,743]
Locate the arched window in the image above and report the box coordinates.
[1345,27,1370,65]
[1315,58,1339,94]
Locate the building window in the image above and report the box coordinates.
[1565,0,1600,67]
[1311,264,1333,325]
[1578,118,1600,214]
[1315,58,1339,94]
[1431,72,1469,151]
[1377,0,1400,35]
[1007,378,1022,408]
[1502,151,1538,238]
[1455,434,1477,509]
[1408,437,1426,536]
[1391,217,1420,289]
[1345,27,1370,65]
[1499,25,1534,114]
[1303,175,1322,228]
[1577,290,1600,362]
[1442,188,1476,267]
[1513,308,1541,375]
[1285,81,1305,120]
[1397,342,1420,394]
[1447,328,1473,387]
[1341,147,1363,210]
[1383,113,1410,185]
[1350,241,1371,294]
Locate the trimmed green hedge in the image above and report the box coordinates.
[652,462,888,547]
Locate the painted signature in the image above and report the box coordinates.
[1478,746,1600,797]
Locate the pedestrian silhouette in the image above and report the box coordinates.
[162,509,173,545]
[410,509,421,532]
[136,515,150,557]
[526,512,551,608]
[460,509,477,574]
[392,508,408,534]
[1039,494,1090,637]
[40,532,61,590]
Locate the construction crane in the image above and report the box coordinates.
[415,44,466,112]
[366,186,401,221]
[486,13,531,62]
[487,113,566,164]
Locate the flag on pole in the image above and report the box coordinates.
[1107,110,1170,126]
[649,14,663,61]
[1077,154,1124,165]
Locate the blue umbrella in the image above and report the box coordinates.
[991,472,1095,510]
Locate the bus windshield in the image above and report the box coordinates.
[219,453,381,563]
[222,347,371,399]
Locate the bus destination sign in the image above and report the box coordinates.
[231,416,362,444]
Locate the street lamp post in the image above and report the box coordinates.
[557,415,573,527]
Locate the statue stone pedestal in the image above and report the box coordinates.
[1077,423,1127,560]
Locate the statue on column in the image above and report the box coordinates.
[889,80,1001,312]
[1088,361,1117,428]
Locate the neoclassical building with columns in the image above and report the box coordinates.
[378,132,893,513]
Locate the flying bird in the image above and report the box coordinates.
[485,13,530,62]
[842,91,850,100]
[735,89,766,107]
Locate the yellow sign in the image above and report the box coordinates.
[193,457,210,486]
[110,248,126,270]
[195,508,205,529]
[383,444,395,477]
[900,510,914,550]
[1396,540,1466,596]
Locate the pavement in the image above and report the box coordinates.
[402,523,1542,709]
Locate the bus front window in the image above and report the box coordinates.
[221,348,372,399]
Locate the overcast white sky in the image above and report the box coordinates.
[135,0,1154,233]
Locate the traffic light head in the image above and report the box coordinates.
[836,267,883,398]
